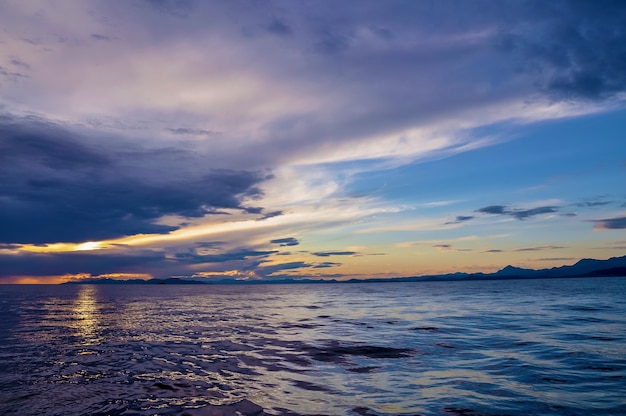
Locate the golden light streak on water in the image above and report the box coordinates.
[72,285,101,346]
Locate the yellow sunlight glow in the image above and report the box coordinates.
[74,242,102,251]
[110,215,286,247]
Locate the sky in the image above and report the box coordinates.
[0,0,625,283]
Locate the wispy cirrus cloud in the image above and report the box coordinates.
[595,240,626,251]
[514,246,566,252]
[536,257,576,262]
[429,244,565,254]
[164,127,221,136]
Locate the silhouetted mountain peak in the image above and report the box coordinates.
[562,255,626,276]
[496,265,533,275]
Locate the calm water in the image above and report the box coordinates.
[1,278,625,416]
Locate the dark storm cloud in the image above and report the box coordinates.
[270,237,299,247]
[312,251,357,257]
[0,250,168,280]
[0,115,269,244]
[497,0,626,100]
[593,216,626,230]
[475,205,559,220]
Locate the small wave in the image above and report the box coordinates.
[303,341,413,364]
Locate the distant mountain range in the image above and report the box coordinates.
[63,255,626,285]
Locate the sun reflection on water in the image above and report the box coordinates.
[72,285,101,346]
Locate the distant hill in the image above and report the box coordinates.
[64,277,207,285]
[63,255,626,285]
[490,255,626,279]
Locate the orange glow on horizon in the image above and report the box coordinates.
[9,273,153,284]
[12,275,71,284]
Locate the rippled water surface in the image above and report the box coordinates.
[1,277,625,415]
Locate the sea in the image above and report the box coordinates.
[0,277,625,416]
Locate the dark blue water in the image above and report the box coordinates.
[1,277,625,416]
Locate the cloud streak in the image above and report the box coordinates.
[312,251,358,257]
[270,238,300,247]
[514,246,566,252]
[475,205,559,220]
[594,216,626,230]
[445,215,475,225]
